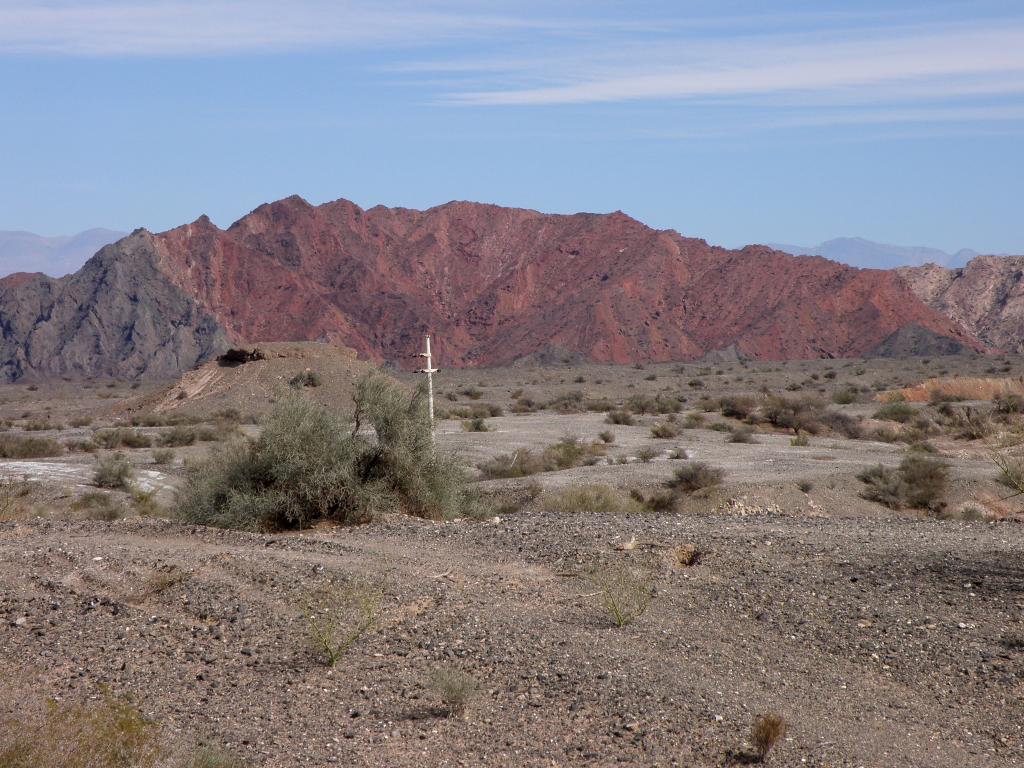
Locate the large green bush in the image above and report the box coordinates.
[176,375,475,530]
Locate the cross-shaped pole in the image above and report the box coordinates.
[417,334,438,443]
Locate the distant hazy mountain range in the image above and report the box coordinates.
[0,229,127,278]
[767,237,984,270]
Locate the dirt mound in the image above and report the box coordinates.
[120,342,383,419]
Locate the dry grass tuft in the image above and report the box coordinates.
[750,713,787,761]
[881,377,1024,403]
[587,560,657,628]
[428,668,479,718]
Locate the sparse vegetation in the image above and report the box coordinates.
[650,421,681,439]
[95,428,152,449]
[478,436,605,479]
[0,433,63,459]
[727,425,756,443]
[177,375,477,530]
[587,560,656,628]
[461,417,489,432]
[857,455,948,511]
[541,484,643,515]
[428,667,479,718]
[289,369,322,388]
[605,409,635,426]
[0,689,164,768]
[750,713,787,762]
[636,446,659,463]
[72,491,122,521]
[666,462,724,494]
[152,448,176,465]
[93,453,134,489]
[304,580,383,666]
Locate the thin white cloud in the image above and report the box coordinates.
[443,23,1024,106]
[0,0,552,56]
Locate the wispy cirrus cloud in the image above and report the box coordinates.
[436,22,1024,106]
[0,0,558,56]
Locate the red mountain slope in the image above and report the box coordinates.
[148,195,981,366]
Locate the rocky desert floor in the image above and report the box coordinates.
[1,355,1023,766]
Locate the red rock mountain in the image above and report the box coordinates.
[0,196,984,381]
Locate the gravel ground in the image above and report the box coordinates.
[1,510,1022,767]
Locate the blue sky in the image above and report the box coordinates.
[1,0,1022,253]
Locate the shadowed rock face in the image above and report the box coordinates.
[0,231,230,382]
[898,256,1024,354]
[0,195,984,381]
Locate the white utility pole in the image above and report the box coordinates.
[418,334,438,443]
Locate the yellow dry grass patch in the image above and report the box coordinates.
[878,377,1024,403]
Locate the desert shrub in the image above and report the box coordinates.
[177,376,476,529]
[763,396,824,434]
[790,434,809,447]
[428,668,479,718]
[159,426,197,447]
[994,393,1024,415]
[461,418,489,432]
[751,713,787,762]
[510,396,539,414]
[151,448,176,465]
[944,406,994,440]
[820,409,863,439]
[636,446,658,463]
[72,491,123,521]
[666,462,724,494]
[23,419,63,431]
[873,425,903,443]
[0,689,164,768]
[719,395,757,420]
[478,436,605,479]
[0,479,35,521]
[587,560,656,627]
[899,455,948,510]
[605,409,635,425]
[650,421,680,439]
[94,453,134,489]
[727,426,756,443]
[832,388,857,405]
[461,387,483,400]
[627,393,683,414]
[304,580,383,666]
[858,455,948,511]
[95,428,152,449]
[65,438,99,453]
[992,451,1024,497]
[541,484,643,515]
[683,413,705,428]
[289,369,321,388]
[0,433,63,459]
[597,430,615,444]
[873,402,916,423]
[797,480,813,493]
[547,391,586,413]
